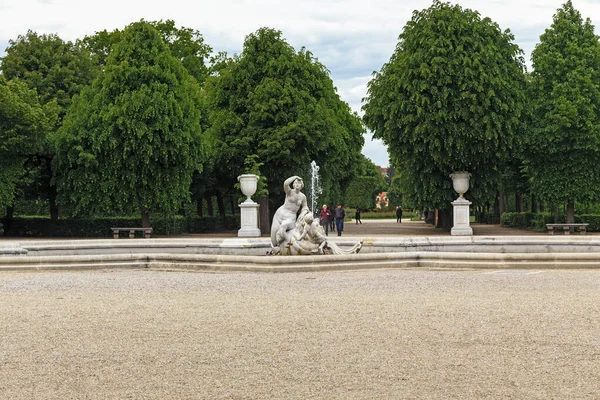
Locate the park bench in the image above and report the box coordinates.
[111,227,153,239]
[546,223,588,235]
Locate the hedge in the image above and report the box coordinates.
[500,212,600,232]
[0,215,239,238]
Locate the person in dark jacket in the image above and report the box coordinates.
[355,208,362,224]
[319,204,332,235]
[334,204,346,236]
[396,206,403,223]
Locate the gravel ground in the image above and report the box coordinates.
[1,268,599,399]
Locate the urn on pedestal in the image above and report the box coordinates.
[450,171,473,236]
[237,174,261,237]
[238,174,258,203]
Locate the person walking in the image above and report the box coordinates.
[319,204,332,236]
[328,208,336,233]
[355,208,362,224]
[334,203,346,236]
[396,206,403,223]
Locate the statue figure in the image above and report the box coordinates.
[270,176,310,251]
[289,213,328,255]
[269,175,363,256]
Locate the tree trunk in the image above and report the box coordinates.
[206,195,214,216]
[141,210,150,228]
[554,204,559,224]
[216,190,226,217]
[531,195,537,213]
[229,195,236,215]
[196,198,203,217]
[566,200,575,225]
[3,206,14,236]
[436,208,452,231]
[45,157,59,220]
[515,193,523,213]
[259,196,270,235]
[498,191,506,216]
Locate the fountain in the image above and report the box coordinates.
[269,175,362,256]
[309,161,322,216]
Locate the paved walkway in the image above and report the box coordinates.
[3,218,591,242]
[159,218,552,240]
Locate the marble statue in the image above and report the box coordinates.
[271,176,310,249]
[269,175,363,256]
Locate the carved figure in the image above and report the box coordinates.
[270,176,310,251]
[268,176,363,256]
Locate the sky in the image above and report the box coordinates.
[1,0,600,168]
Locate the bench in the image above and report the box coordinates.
[546,223,588,235]
[111,227,153,239]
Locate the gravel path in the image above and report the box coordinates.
[1,268,599,399]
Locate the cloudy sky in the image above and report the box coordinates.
[2,0,600,167]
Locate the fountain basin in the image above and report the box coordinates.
[2,237,600,271]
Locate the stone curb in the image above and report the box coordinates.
[1,251,600,272]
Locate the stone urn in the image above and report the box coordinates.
[450,171,471,199]
[238,174,258,204]
[449,171,473,236]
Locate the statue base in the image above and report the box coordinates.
[451,197,473,236]
[238,202,261,237]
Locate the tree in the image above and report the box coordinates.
[344,157,388,210]
[526,1,600,224]
[0,76,47,211]
[0,31,95,219]
[54,21,208,227]
[363,1,527,227]
[80,20,212,85]
[203,27,364,212]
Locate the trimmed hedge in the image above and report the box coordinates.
[0,215,239,238]
[500,212,600,232]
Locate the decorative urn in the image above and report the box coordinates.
[450,171,471,199]
[238,174,259,203]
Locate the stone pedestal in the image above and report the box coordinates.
[451,198,473,236]
[238,202,261,237]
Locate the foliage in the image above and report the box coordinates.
[0,76,47,210]
[500,212,536,229]
[500,211,600,232]
[360,210,416,219]
[525,1,600,216]
[1,31,95,123]
[344,156,387,209]
[80,20,212,85]
[233,154,270,202]
[203,27,365,209]
[0,215,238,237]
[363,1,527,210]
[0,31,96,218]
[53,21,208,221]
[345,176,382,210]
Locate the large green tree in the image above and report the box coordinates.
[0,76,47,211]
[0,31,95,218]
[203,27,364,211]
[80,20,212,85]
[54,21,207,227]
[363,1,527,224]
[526,1,600,223]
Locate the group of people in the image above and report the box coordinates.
[319,204,347,236]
